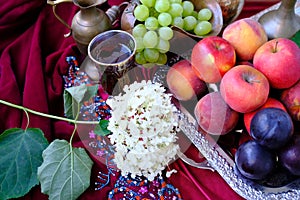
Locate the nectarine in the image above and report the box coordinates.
[222,18,268,61]
[191,36,236,83]
[194,91,239,135]
[281,80,300,121]
[166,59,207,101]
[220,65,270,113]
[253,38,300,89]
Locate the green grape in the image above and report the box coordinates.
[170,0,182,3]
[140,0,156,8]
[158,12,172,27]
[143,30,158,48]
[172,16,184,28]
[182,1,194,17]
[158,26,173,41]
[157,53,168,65]
[135,37,145,52]
[145,17,159,31]
[134,5,149,21]
[183,16,197,31]
[194,21,212,36]
[155,0,170,13]
[156,38,170,53]
[149,7,159,18]
[132,24,147,37]
[144,48,160,63]
[168,3,183,17]
[135,51,147,64]
[191,10,198,19]
[198,8,213,21]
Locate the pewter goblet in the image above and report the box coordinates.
[87,30,136,94]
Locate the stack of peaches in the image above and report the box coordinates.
[166,18,300,182]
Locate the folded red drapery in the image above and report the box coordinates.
[0,0,278,199]
[237,0,280,19]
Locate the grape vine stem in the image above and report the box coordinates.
[0,99,99,125]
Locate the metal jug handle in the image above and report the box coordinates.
[105,2,129,27]
[47,0,73,37]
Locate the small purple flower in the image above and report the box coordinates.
[152,180,160,187]
[89,130,96,138]
[96,150,105,156]
[139,186,148,194]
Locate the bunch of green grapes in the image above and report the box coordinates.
[132,0,214,65]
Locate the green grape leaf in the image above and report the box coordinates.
[291,30,300,47]
[94,119,111,136]
[64,84,99,119]
[0,128,49,199]
[37,139,93,200]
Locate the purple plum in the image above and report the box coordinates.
[235,140,276,180]
[250,107,294,149]
[279,135,300,176]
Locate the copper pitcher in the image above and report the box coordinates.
[47,0,120,55]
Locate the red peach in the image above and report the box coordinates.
[222,18,268,61]
[166,59,207,101]
[194,91,240,135]
[253,38,300,89]
[191,36,236,83]
[236,61,254,67]
[281,80,300,121]
[220,65,270,113]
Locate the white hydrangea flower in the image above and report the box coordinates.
[107,80,180,181]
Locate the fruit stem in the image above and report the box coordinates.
[24,109,30,131]
[0,99,99,125]
[243,73,260,84]
[273,40,279,53]
[69,104,80,145]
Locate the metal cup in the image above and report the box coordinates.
[88,30,136,77]
[87,30,136,94]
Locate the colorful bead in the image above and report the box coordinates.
[108,175,182,200]
[89,134,117,190]
[63,56,112,121]
[64,56,90,87]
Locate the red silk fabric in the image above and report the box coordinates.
[0,0,278,199]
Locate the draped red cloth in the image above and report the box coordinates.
[0,0,278,199]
